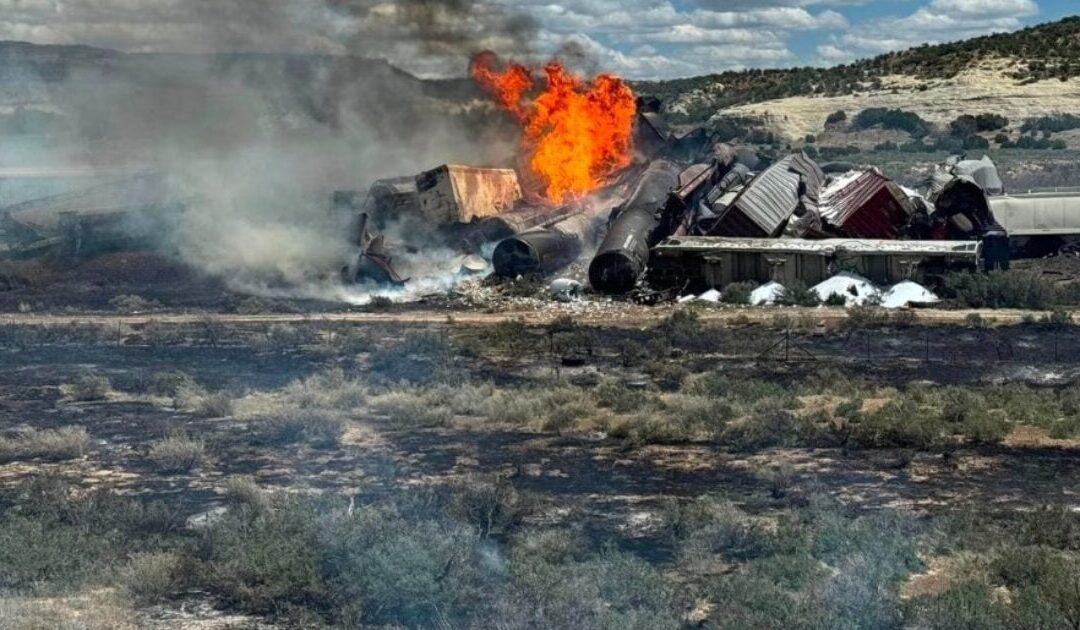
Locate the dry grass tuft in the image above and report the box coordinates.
[174,384,235,417]
[369,390,454,427]
[280,369,367,410]
[0,426,90,463]
[147,432,207,474]
[62,373,110,402]
[117,551,187,604]
[485,385,603,433]
[134,370,196,397]
[429,383,495,416]
[240,397,347,447]
[221,476,272,513]
[0,590,138,630]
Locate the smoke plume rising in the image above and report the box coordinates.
[2,0,548,301]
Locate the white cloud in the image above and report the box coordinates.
[927,0,1039,18]
[494,0,848,77]
[816,43,853,63]
[623,26,785,47]
[694,0,876,8]
[689,7,848,30]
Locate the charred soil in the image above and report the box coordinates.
[1,312,1080,627]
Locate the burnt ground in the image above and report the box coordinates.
[0,251,354,313]
[2,317,1079,529]
[0,310,1078,626]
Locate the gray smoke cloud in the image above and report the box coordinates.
[0,0,539,77]
[331,0,539,56]
[1,0,540,300]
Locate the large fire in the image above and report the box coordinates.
[471,51,637,203]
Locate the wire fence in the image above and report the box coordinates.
[3,315,1078,376]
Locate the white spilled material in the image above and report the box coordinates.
[696,289,721,303]
[881,281,939,308]
[811,271,881,306]
[677,289,722,304]
[750,282,785,306]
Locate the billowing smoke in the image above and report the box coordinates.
[329,0,539,75]
[3,0,542,301]
[1,0,540,77]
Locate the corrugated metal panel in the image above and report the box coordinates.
[651,236,981,289]
[655,236,981,257]
[368,176,420,220]
[820,170,913,240]
[370,176,417,197]
[710,205,769,238]
[715,152,824,237]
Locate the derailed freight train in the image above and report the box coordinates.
[339,99,1063,300]
[335,105,723,287]
[585,150,1018,296]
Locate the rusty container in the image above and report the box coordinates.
[415,165,522,225]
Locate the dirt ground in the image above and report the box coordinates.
[3,258,1080,625]
[3,303,1080,328]
[3,316,1079,526]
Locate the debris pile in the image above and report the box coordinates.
[4,56,1079,308]
[334,125,1065,303]
[0,175,182,260]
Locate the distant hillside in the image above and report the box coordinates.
[7,17,1080,156]
[0,40,506,178]
[0,41,483,138]
[636,16,1080,126]
[0,40,422,86]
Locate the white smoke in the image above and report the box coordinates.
[2,0,536,303]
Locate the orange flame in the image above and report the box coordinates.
[471,51,637,203]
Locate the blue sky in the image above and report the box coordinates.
[0,0,1075,79]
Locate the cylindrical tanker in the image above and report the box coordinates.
[491,207,607,277]
[457,203,580,254]
[492,227,582,276]
[588,160,682,294]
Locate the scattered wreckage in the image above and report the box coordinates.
[334,107,686,286]
[3,107,1077,306]
[337,120,1079,302]
[0,174,181,260]
[650,237,982,290]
